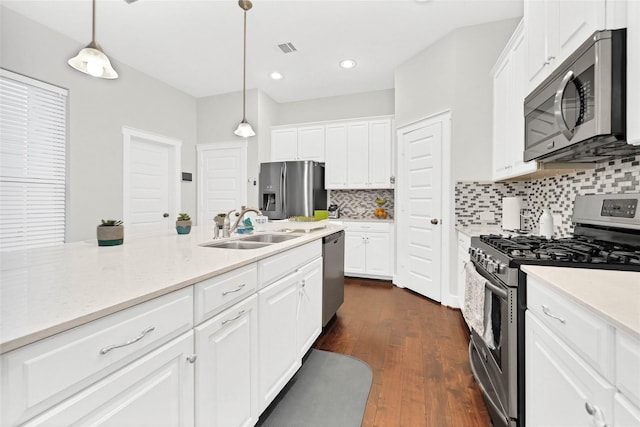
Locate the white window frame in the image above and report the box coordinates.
[0,69,69,251]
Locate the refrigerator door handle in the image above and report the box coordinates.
[281,163,287,216]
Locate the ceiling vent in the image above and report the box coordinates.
[278,42,297,54]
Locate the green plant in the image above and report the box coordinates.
[100,219,123,226]
[177,213,191,221]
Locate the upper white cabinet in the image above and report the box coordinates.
[492,20,537,181]
[273,116,394,190]
[525,0,608,92]
[628,0,640,146]
[271,125,325,162]
[328,118,394,189]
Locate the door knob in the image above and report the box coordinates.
[431,218,439,225]
[163,213,169,218]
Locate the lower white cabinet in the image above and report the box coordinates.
[526,312,615,427]
[296,257,323,359]
[24,331,195,427]
[456,231,471,308]
[258,268,302,412]
[195,295,258,427]
[344,221,392,279]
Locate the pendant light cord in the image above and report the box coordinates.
[242,9,247,121]
[92,0,96,43]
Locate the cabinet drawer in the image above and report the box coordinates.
[194,263,257,324]
[343,221,390,233]
[616,329,640,408]
[527,276,614,379]
[1,287,193,427]
[258,240,321,288]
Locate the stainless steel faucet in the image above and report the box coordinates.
[229,208,261,233]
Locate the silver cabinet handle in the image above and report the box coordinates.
[222,283,246,296]
[100,326,155,355]
[222,310,246,325]
[186,354,198,364]
[542,305,566,324]
[585,402,596,415]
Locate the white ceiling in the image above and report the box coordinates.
[2,0,523,103]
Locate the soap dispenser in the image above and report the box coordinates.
[539,207,554,239]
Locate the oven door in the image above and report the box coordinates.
[468,262,518,427]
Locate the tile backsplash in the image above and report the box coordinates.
[329,189,395,219]
[455,156,640,237]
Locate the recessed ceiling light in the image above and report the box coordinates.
[269,71,284,80]
[339,59,357,69]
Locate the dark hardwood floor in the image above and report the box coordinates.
[313,277,491,427]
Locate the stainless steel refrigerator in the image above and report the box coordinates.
[259,161,327,220]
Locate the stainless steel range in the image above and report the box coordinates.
[467,193,640,427]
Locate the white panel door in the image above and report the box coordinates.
[396,117,443,301]
[123,127,181,235]
[197,142,247,226]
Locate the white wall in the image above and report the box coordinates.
[276,89,395,125]
[0,7,197,242]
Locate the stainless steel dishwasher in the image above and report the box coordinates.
[322,230,344,327]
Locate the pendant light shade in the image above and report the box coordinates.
[68,0,118,79]
[234,0,255,138]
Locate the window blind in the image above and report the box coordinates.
[0,69,68,251]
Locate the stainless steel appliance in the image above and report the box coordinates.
[259,161,327,220]
[328,204,340,219]
[524,29,636,163]
[322,230,345,327]
[468,193,640,427]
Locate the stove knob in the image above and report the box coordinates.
[495,262,506,274]
[469,247,476,256]
[487,261,497,273]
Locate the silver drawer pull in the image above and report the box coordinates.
[100,326,155,355]
[222,283,246,296]
[222,310,246,325]
[542,305,566,324]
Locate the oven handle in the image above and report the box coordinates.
[485,280,508,300]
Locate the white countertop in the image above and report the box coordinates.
[329,217,394,223]
[0,223,341,354]
[456,225,505,237]
[522,265,640,340]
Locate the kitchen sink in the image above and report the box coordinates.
[201,240,273,250]
[239,234,301,243]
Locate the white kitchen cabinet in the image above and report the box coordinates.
[525,0,606,91]
[324,123,348,188]
[456,231,471,308]
[270,125,324,162]
[344,221,393,279]
[526,274,640,426]
[296,257,323,359]
[346,121,370,188]
[346,119,393,189]
[628,0,640,147]
[492,20,537,181]
[258,269,302,412]
[195,295,258,427]
[526,312,615,427]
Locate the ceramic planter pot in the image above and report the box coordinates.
[176,220,192,235]
[97,225,124,246]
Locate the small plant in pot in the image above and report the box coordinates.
[97,220,124,246]
[176,213,192,235]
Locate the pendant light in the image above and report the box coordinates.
[234,0,255,138]
[68,0,118,79]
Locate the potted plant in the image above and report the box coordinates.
[97,219,124,246]
[176,213,192,234]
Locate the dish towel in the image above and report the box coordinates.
[462,263,495,349]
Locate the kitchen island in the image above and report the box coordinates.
[1,224,341,427]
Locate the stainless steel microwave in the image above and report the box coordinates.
[523,29,635,163]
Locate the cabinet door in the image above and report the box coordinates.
[258,272,301,411]
[297,257,323,358]
[555,0,605,66]
[297,125,325,162]
[628,0,640,146]
[368,119,392,188]
[271,128,298,161]
[364,232,391,277]
[24,332,195,427]
[614,393,640,427]
[324,123,348,189]
[526,312,615,427]
[346,121,369,188]
[525,0,553,88]
[195,295,258,427]
[344,231,366,275]
[492,53,511,180]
